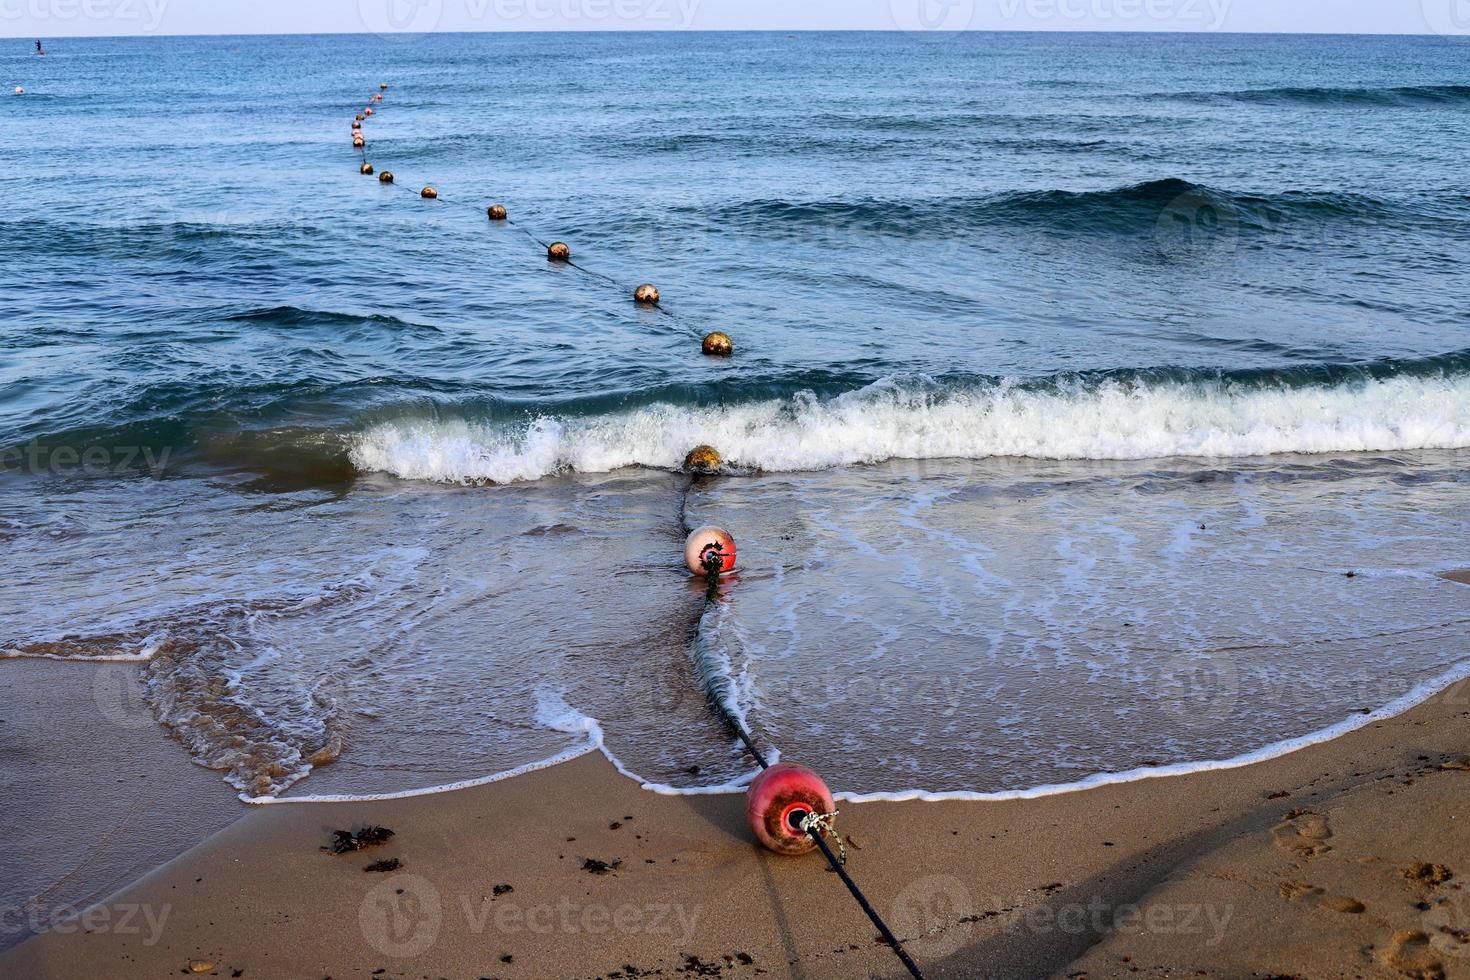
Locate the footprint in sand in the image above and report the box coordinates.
[1422,892,1470,962]
[1277,880,1366,914]
[1379,930,1447,980]
[1271,810,1333,857]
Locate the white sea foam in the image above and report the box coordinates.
[247,657,1470,807]
[349,371,1470,484]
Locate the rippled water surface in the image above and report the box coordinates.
[2,31,1468,798]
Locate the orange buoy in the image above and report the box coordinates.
[548,241,570,261]
[683,445,722,474]
[487,204,507,221]
[745,763,835,856]
[701,332,733,357]
[379,171,394,184]
[684,526,736,576]
[634,283,660,305]
[355,113,365,121]
[421,186,438,199]
[360,162,374,175]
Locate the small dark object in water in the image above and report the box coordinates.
[582,857,622,875]
[487,204,507,221]
[1344,570,1357,578]
[634,283,659,305]
[378,171,394,184]
[364,858,400,873]
[702,332,733,357]
[359,162,373,175]
[324,825,396,854]
[682,445,722,475]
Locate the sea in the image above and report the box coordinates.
[2,30,1468,803]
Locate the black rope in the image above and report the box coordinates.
[352,83,923,980]
[809,829,926,980]
[698,559,925,980]
[350,99,697,334]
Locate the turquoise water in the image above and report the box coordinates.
[2,32,1468,800]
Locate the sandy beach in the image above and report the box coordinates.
[7,22,1470,980]
[3,663,1466,979]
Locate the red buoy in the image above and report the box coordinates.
[364,107,374,116]
[684,526,735,576]
[745,763,835,856]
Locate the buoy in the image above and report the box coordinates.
[379,171,394,184]
[352,120,361,129]
[364,108,374,116]
[380,83,389,90]
[13,87,24,95]
[683,445,722,474]
[548,241,570,261]
[487,204,507,221]
[684,526,736,576]
[353,136,365,146]
[421,186,437,199]
[355,113,365,121]
[701,332,733,357]
[360,162,374,175]
[745,763,835,856]
[634,283,660,305]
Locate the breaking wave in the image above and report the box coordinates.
[350,355,1470,484]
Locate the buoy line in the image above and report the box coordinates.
[348,82,917,978]
[345,90,732,345]
[678,474,926,980]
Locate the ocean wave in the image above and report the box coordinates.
[697,178,1407,238]
[225,305,443,333]
[349,356,1470,483]
[1174,84,1470,108]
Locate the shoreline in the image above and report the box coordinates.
[245,653,1470,808]
[4,673,1467,978]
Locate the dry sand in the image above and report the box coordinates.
[3,669,1467,979]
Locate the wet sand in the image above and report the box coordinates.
[0,659,246,954]
[3,673,1467,979]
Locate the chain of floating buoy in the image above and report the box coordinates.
[350,83,919,980]
[348,90,724,346]
[685,520,924,980]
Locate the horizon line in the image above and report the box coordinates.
[6,26,1466,40]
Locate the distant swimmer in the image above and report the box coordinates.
[36,40,45,56]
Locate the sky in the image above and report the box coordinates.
[1,0,1465,39]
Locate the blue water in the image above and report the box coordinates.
[2,32,1469,802]
[4,31,1470,481]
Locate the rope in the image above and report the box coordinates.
[350,96,697,335]
[698,559,926,980]
[350,83,923,980]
